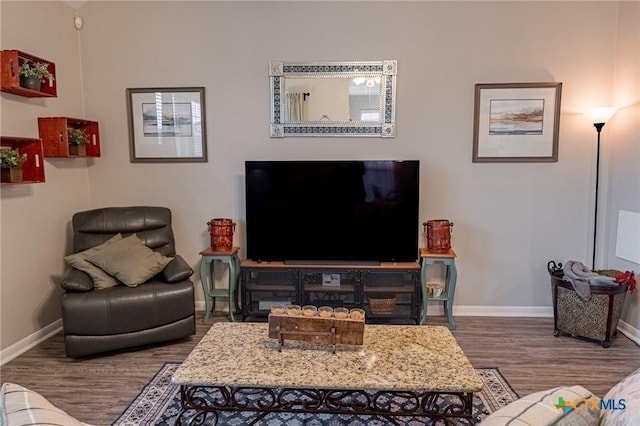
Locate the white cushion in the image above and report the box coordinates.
[1,382,93,426]
[481,385,600,426]
[601,367,640,426]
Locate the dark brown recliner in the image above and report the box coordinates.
[60,206,196,357]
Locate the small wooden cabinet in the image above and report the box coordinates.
[38,117,101,158]
[0,136,46,184]
[241,261,420,324]
[0,50,57,98]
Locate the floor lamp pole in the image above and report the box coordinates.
[592,122,605,270]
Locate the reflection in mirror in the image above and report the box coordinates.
[270,60,397,138]
[284,78,381,122]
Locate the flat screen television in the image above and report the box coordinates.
[245,160,420,264]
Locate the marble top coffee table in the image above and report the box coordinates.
[172,322,483,425]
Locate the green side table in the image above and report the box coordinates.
[419,248,457,329]
[199,247,241,323]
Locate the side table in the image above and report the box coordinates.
[199,247,241,323]
[419,248,457,329]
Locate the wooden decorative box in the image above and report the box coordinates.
[1,50,57,98]
[37,117,101,158]
[0,136,46,185]
[268,313,364,353]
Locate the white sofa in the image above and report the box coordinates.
[482,367,640,425]
[0,383,93,426]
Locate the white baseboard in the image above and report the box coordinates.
[617,320,640,346]
[0,319,62,367]
[427,304,554,317]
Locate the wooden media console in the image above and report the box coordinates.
[241,260,421,324]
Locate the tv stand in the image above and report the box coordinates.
[241,260,420,324]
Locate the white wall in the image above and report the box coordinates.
[607,1,640,332]
[0,1,90,351]
[1,1,637,353]
[77,1,621,305]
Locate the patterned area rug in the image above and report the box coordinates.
[112,363,519,425]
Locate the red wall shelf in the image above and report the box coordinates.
[38,117,101,158]
[1,136,46,185]
[1,50,57,98]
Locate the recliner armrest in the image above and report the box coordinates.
[162,255,194,283]
[60,268,95,292]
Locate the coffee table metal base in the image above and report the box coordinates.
[175,385,475,426]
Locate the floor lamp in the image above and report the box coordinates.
[584,107,616,270]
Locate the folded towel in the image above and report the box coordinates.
[562,261,615,300]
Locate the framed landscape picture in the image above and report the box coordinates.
[127,87,207,163]
[472,82,562,162]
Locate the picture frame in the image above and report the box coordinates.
[472,82,562,163]
[126,87,207,163]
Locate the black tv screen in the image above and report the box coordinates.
[245,160,419,263]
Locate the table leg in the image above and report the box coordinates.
[228,257,236,322]
[232,254,242,316]
[200,258,214,324]
[443,260,457,329]
[419,260,429,325]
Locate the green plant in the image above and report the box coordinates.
[19,61,54,82]
[68,128,88,145]
[0,148,27,168]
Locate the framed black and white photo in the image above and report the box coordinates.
[473,82,562,162]
[126,87,207,163]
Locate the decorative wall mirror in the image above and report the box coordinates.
[269,60,397,138]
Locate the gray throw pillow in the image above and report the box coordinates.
[64,234,123,290]
[87,234,172,287]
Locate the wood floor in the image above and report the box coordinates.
[1,314,639,426]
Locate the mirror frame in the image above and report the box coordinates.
[269,60,397,138]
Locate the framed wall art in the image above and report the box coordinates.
[472,82,562,162]
[126,87,207,163]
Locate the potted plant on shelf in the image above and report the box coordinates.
[19,61,54,91]
[0,147,27,183]
[68,128,88,156]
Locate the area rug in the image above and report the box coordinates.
[112,363,519,425]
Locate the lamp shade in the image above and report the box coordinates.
[584,107,616,124]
